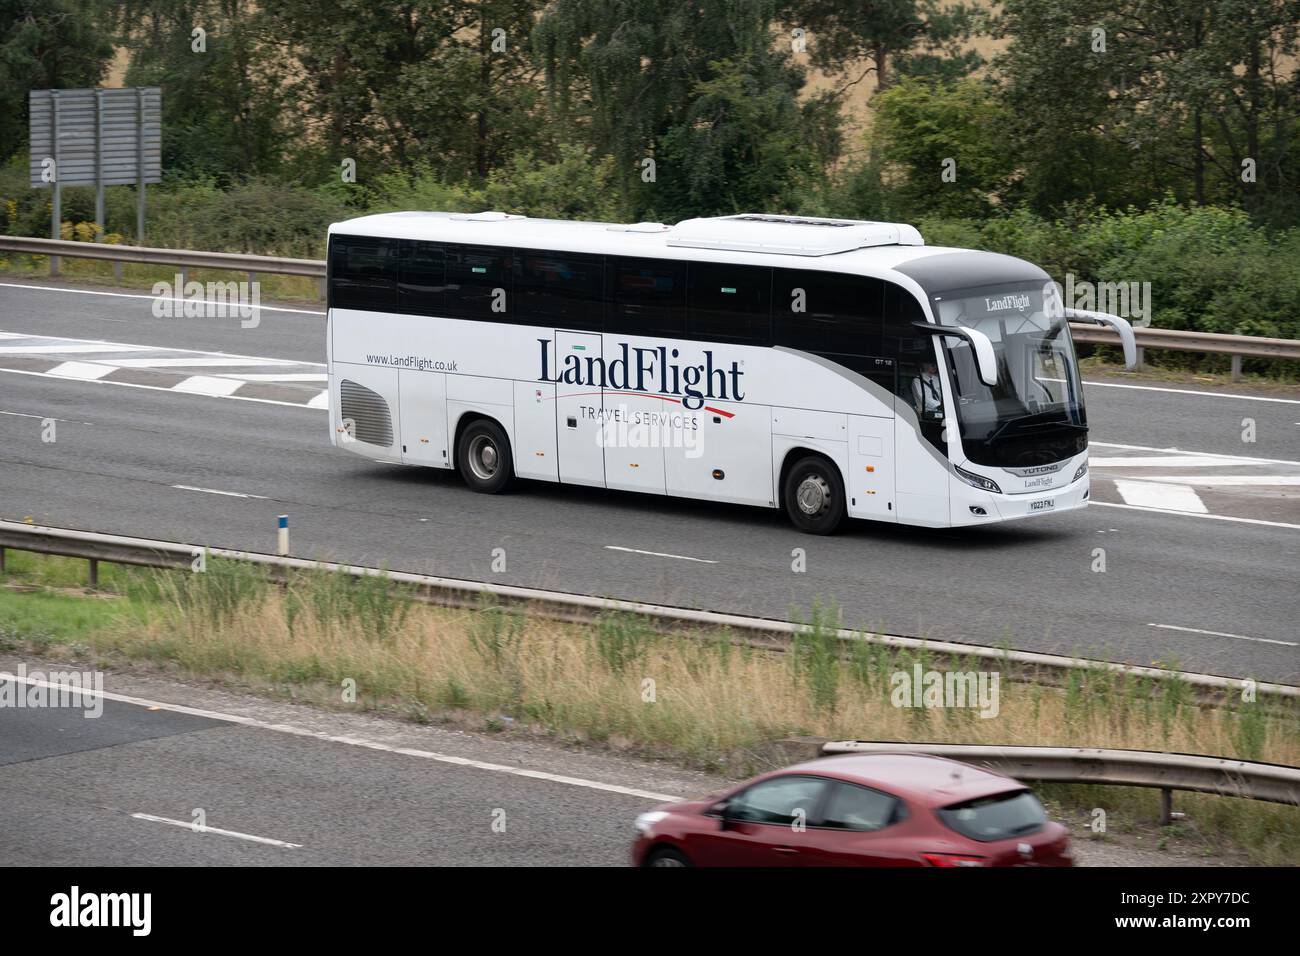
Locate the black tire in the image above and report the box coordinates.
[644,847,692,868]
[456,418,514,494]
[782,454,846,535]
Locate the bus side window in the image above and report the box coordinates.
[687,262,772,345]
[513,250,604,330]
[397,240,446,315]
[607,257,686,337]
[772,269,890,390]
[445,244,513,320]
[330,235,398,311]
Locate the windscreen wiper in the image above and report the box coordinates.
[986,415,1086,445]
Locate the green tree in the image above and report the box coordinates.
[261,0,544,184]
[657,55,840,219]
[112,0,290,181]
[870,77,1018,218]
[0,0,114,165]
[994,0,1300,222]
[535,0,841,219]
[780,0,985,92]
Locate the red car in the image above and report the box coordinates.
[632,752,1073,867]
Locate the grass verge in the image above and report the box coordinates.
[1,552,1296,863]
[1,256,322,304]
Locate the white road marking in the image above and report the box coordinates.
[1137,475,1300,487]
[0,282,325,316]
[1090,442,1300,468]
[214,373,327,382]
[110,357,299,369]
[47,361,116,381]
[0,410,92,424]
[171,484,269,499]
[1090,455,1264,468]
[130,813,303,848]
[1089,500,1300,530]
[0,366,323,410]
[1,671,683,804]
[605,545,718,564]
[173,375,245,396]
[0,343,150,354]
[1147,623,1297,648]
[0,328,325,368]
[1083,380,1300,405]
[1113,479,1207,513]
[307,390,330,408]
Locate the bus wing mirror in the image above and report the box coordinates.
[1066,308,1138,370]
[911,321,998,387]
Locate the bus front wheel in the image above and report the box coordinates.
[456,418,514,494]
[782,455,846,535]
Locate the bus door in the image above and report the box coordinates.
[554,330,607,487]
[848,414,896,521]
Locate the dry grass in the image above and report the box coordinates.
[84,563,1297,769]
[5,556,1297,862]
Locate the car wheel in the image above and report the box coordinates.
[644,847,692,868]
[456,418,514,494]
[782,455,846,534]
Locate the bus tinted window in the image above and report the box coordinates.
[607,257,686,337]
[513,249,604,329]
[687,262,771,345]
[773,270,884,357]
[398,240,446,315]
[330,235,397,311]
[884,279,946,453]
[445,244,512,319]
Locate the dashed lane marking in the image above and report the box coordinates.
[1148,623,1297,647]
[130,813,303,849]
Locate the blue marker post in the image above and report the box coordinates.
[277,514,289,556]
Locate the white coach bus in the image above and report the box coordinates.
[324,211,1136,533]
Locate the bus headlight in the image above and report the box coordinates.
[1073,461,1088,482]
[954,464,1002,495]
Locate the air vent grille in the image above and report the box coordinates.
[339,379,394,447]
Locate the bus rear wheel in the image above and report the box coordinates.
[783,455,846,535]
[456,418,514,494]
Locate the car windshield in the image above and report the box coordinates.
[934,282,1087,468]
[936,790,1047,842]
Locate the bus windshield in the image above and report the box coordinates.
[934,282,1087,469]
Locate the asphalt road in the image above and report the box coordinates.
[0,672,655,866]
[0,664,1227,867]
[1,279,1297,683]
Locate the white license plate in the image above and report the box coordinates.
[1030,498,1055,512]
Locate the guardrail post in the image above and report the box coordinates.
[1134,346,1145,371]
[179,266,188,292]
[1159,788,1173,826]
[318,278,327,301]
[249,270,258,289]
[0,546,5,575]
[1231,354,1243,382]
[113,259,123,281]
[88,558,98,589]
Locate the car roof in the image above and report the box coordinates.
[774,753,1025,808]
